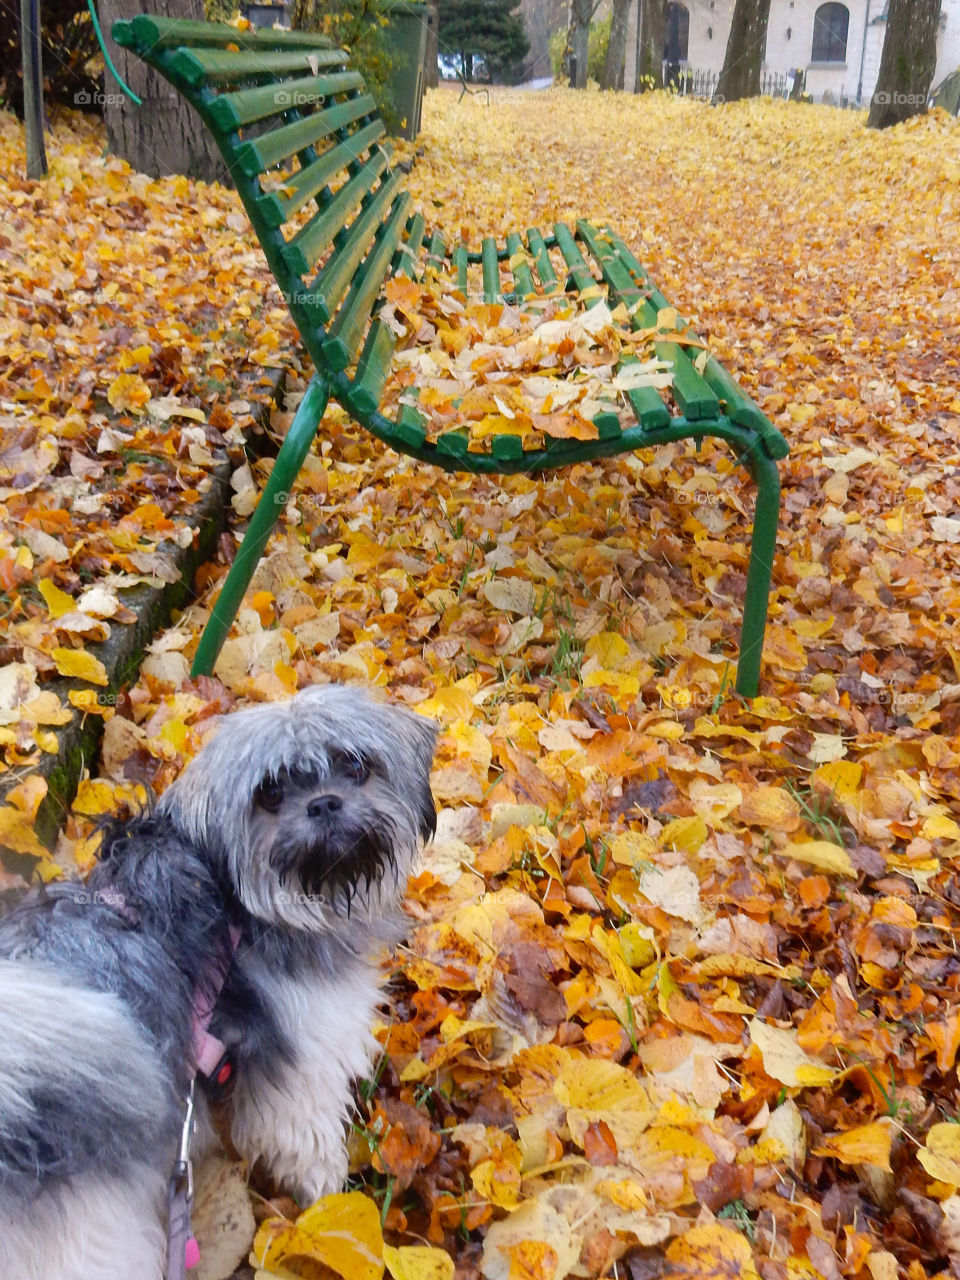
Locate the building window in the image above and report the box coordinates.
[811,2,849,61]
[664,1,690,64]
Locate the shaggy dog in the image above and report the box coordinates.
[0,684,437,1280]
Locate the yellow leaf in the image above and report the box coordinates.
[762,625,807,671]
[582,668,640,698]
[471,1155,522,1209]
[778,839,855,877]
[506,1241,559,1280]
[52,648,109,687]
[419,687,477,723]
[749,1019,835,1087]
[617,922,656,968]
[609,831,657,865]
[737,785,801,832]
[554,1055,651,1114]
[0,805,49,858]
[814,1122,892,1171]
[106,371,152,413]
[921,813,960,840]
[383,1245,454,1280]
[584,631,631,669]
[253,1192,384,1280]
[812,759,863,801]
[665,1222,760,1277]
[658,814,708,854]
[918,1124,960,1186]
[160,719,189,752]
[38,578,75,618]
[595,1177,648,1210]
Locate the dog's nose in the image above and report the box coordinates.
[308,795,342,818]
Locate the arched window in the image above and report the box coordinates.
[812,2,849,61]
[664,2,690,63]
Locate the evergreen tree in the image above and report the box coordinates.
[437,0,529,82]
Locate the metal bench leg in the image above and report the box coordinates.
[735,448,781,698]
[191,375,330,678]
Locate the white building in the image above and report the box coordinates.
[623,0,960,105]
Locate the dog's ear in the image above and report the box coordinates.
[405,711,438,843]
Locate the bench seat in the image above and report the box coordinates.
[111,15,788,695]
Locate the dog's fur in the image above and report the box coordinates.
[0,684,437,1280]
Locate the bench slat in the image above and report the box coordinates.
[617,354,672,430]
[210,70,365,130]
[453,244,468,294]
[425,230,445,271]
[505,232,535,299]
[322,191,412,369]
[351,318,397,414]
[578,222,720,422]
[279,150,389,275]
[235,93,377,176]
[394,403,428,449]
[118,15,336,52]
[553,222,596,295]
[168,46,347,88]
[265,119,385,238]
[481,237,500,302]
[394,213,426,279]
[300,170,403,323]
[526,228,557,290]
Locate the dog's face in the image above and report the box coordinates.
[158,685,437,932]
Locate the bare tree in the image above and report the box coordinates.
[713,0,772,103]
[634,0,665,91]
[100,0,227,180]
[868,0,941,128]
[566,0,597,87]
[601,0,630,89]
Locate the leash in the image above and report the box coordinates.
[166,924,241,1279]
[167,1082,199,1280]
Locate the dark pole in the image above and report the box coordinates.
[20,0,48,178]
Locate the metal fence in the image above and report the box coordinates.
[663,63,791,100]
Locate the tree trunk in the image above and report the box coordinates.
[100,0,227,181]
[20,0,47,178]
[601,0,630,89]
[567,0,591,87]
[713,0,772,103]
[867,0,940,128]
[635,0,665,91]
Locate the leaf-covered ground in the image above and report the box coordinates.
[4,86,960,1279]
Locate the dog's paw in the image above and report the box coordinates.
[291,1152,349,1207]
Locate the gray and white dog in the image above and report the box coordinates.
[0,684,437,1280]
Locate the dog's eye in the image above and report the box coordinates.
[255,778,284,812]
[342,756,369,784]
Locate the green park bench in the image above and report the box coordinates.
[111,16,788,696]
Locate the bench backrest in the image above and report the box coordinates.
[112,17,417,402]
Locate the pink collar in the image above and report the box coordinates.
[191,924,241,1083]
